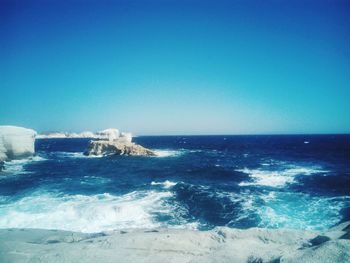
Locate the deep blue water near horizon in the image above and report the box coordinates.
[0,135,349,233]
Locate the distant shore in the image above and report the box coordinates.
[1,222,349,263]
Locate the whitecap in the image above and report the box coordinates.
[151,180,177,189]
[238,168,295,187]
[1,155,47,175]
[237,164,328,187]
[153,149,183,157]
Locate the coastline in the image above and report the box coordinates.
[1,222,349,263]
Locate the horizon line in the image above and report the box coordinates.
[135,133,350,137]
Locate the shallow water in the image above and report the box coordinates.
[0,135,349,233]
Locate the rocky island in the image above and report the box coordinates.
[85,140,156,156]
[84,128,156,157]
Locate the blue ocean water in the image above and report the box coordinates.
[0,135,349,233]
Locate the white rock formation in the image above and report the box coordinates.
[78,131,96,138]
[36,128,133,142]
[36,132,67,139]
[120,132,132,143]
[0,126,37,162]
[36,131,97,139]
[95,129,120,141]
[1,221,349,263]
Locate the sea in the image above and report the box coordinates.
[0,135,349,233]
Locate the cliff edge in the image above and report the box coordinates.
[0,125,36,163]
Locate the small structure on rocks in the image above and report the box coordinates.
[84,128,156,157]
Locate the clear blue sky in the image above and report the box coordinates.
[1,0,349,135]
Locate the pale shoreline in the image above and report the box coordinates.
[1,222,349,263]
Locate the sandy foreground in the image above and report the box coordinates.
[0,222,349,263]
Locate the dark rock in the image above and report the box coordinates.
[247,256,263,263]
[268,257,281,263]
[342,223,350,232]
[309,235,331,246]
[339,232,350,240]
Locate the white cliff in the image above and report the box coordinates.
[77,131,96,138]
[36,131,96,139]
[120,132,132,143]
[95,129,120,141]
[36,132,67,139]
[0,126,37,162]
[37,128,130,141]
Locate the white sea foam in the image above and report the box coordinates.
[226,191,257,223]
[257,192,349,230]
[151,180,177,189]
[2,155,46,175]
[54,152,102,158]
[153,149,183,157]
[0,191,175,233]
[225,189,349,230]
[237,164,327,187]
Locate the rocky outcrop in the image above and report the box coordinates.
[84,140,156,157]
[84,128,153,156]
[0,126,36,162]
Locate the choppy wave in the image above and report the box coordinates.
[0,182,347,232]
[151,180,178,189]
[237,164,328,187]
[1,155,47,175]
[80,176,112,186]
[257,191,350,230]
[172,182,349,230]
[172,183,259,229]
[0,191,176,233]
[1,136,348,232]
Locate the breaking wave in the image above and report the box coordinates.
[153,149,184,157]
[0,191,175,233]
[1,155,47,175]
